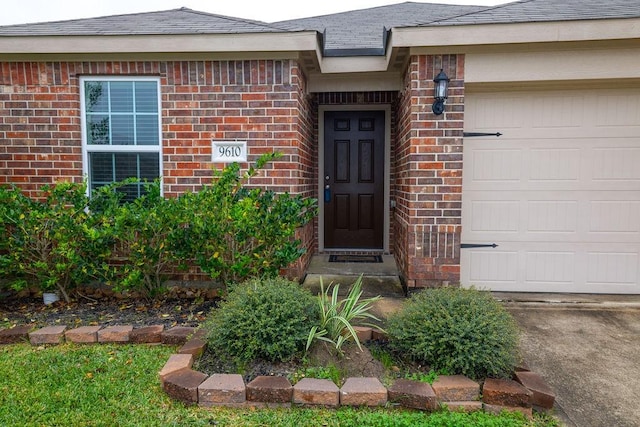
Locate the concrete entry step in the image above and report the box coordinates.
[303,274,404,298]
[306,255,399,276]
[302,255,404,298]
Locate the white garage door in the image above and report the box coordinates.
[462,87,640,294]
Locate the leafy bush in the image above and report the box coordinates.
[90,180,186,297]
[204,277,318,364]
[177,152,317,285]
[0,182,110,302]
[306,275,382,356]
[0,152,317,299]
[387,287,519,379]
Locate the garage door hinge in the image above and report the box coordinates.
[463,132,502,137]
[460,243,498,249]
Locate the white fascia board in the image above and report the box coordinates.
[308,72,402,92]
[392,18,640,49]
[0,31,319,54]
[319,56,390,73]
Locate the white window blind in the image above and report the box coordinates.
[81,77,162,199]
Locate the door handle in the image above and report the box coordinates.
[324,184,331,203]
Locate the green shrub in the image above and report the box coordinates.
[387,287,519,379]
[205,277,318,364]
[90,180,186,297]
[177,152,317,285]
[0,152,317,300]
[0,182,110,302]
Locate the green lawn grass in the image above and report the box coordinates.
[0,343,558,427]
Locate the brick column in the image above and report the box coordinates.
[394,54,464,288]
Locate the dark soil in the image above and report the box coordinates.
[1,288,428,387]
[194,340,420,386]
[194,342,388,385]
[194,350,303,384]
[0,292,219,329]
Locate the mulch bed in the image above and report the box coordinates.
[0,293,218,330]
[0,288,426,389]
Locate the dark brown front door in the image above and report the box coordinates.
[324,110,385,249]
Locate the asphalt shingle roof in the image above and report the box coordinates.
[0,7,293,36]
[1,0,640,55]
[422,0,640,26]
[275,2,486,54]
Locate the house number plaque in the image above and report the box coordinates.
[212,141,247,163]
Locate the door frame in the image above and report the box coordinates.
[318,105,391,253]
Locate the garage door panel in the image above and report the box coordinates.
[465,192,583,239]
[466,95,528,130]
[466,141,639,191]
[587,251,639,286]
[462,244,640,293]
[465,193,639,243]
[592,147,640,181]
[525,251,575,284]
[529,148,581,182]
[532,95,585,128]
[464,250,518,285]
[468,148,522,182]
[463,87,640,293]
[527,200,578,233]
[589,201,640,233]
[595,93,640,127]
[466,143,640,191]
[469,200,519,233]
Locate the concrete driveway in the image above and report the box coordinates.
[502,295,640,427]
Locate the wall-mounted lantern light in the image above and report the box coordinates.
[432,69,450,116]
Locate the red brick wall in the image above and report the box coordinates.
[0,62,82,195]
[285,66,317,279]
[394,54,464,288]
[0,59,317,278]
[0,60,311,194]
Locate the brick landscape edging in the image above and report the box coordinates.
[0,324,556,415]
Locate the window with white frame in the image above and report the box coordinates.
[81,77,162,200]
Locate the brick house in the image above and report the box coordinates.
[1,0,639,294]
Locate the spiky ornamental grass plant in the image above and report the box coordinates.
[306,275,383,356]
